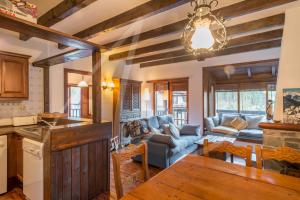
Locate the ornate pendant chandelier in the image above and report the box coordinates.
[182,0,227,56]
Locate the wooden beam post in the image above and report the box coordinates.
[44,67,50,112]
[92,51,102,123]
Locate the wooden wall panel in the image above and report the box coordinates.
[49,123,112,200]
[51,140,110,200]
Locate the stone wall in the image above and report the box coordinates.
[263,129,300,150]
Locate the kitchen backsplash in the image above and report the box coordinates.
[0,66,44,118]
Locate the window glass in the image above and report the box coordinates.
[69,87,81,117]
[155,90,168,116]
[172,91,188,126]
[240,90,266,115]
[215,90,238,114]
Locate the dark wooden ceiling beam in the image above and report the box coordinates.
[33,49,92,67]
[0,13,101,50]
[126,29,283,64]
[104,0,293,49]
[140,39,282,68]
[20,0,97,41]
[58,0,191,49]
[109,15,284,61]
[205,59,279,70]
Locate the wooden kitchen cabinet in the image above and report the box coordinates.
[0,51,30,99]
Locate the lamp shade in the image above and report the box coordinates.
[144,88,150,101]
[78,76,88,87]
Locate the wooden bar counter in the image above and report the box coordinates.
[43,120,112,200]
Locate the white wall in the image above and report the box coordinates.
[0,30,62,118]
[274,5,300,121]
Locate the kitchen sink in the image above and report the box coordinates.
[20,127,41,136]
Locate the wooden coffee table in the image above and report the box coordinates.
[195,134,236,146]
[195,134,237,161]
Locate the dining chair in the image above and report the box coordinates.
[203,139,253,167]
[255,145,300,169]
[112,141,150,200]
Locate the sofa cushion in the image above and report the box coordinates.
[169,139,188,155]
[157,115,174,128]
[220,114,240,127]
[238,129,263,139]
[180,125,201,136]
[211,126,239,135]
[150,127,161,134]
[230,117,248,130]
[204,117,215,132]
[245,115,265,129]
[180,135,201,146]
[149,134,177,148]
[148,116,160,129]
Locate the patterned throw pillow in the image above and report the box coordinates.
[126,120,142,138]
[230,117,248,130]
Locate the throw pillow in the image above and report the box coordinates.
[157,115,174,128]
[220,114,240,127]
[245,115,265,129]
[212,116,220,126]
[140,119,150,134]
[169,123,180,139]
[180,125,201,136]
[230,117,248,130]
[204,117,215,131]
[126,120,142,138]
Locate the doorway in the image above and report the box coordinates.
[64,69,92,119]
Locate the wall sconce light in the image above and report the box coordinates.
[101,79,115,91]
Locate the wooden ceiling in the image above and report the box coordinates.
[203,59,279,84]
[30,0,296,67]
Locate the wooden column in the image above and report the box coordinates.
[92,51,102,123]
[44,67,50,112]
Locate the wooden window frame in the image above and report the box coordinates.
[149,78,189,124]
[214,82,276,115]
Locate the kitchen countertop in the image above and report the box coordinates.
[0,125,46,142]
[0,118,110,142]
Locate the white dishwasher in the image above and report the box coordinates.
[23,138,44,200]
[0,135,7,195]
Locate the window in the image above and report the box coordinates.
[240,90,266,115]
[215,83,276,115]
[69,86,81,117]
[215,90,238,114]
[154,79,189,126]
[172,91,188,126]
[154,83,169,116]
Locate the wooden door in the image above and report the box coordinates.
[81,87,90,118]
[0,54,28,98]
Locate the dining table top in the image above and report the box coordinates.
[121,155,300,200]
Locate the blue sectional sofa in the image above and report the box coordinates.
[122,115,202,168]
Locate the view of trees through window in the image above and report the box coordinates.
[216,91,238,113]
[215,84,276,115]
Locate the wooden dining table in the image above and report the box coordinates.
[121,155,300,200]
